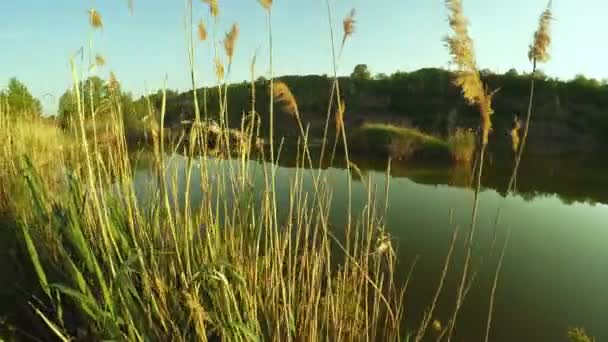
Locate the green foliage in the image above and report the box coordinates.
[351,64,372,80]
[140,68,608,149]
[0,78,42,118]
[447,128,476,163]
[350,122,450,161]
[57,76,139,132]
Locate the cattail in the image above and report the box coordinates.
[342,9,356,44]
[202,0,219,18]
[89,9,103,29]
[223,23,239,63]
[258,0,272,10]
[95,54,106,67]
[214,58,225,80]
[198,19,208,41]
[272,82,299,117]
[445,0,495,145]
[335,99,345,133]
[528,2,553,63]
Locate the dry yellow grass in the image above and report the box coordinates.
[529,2,553,63]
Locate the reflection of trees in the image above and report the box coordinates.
[162,146,607,206]
[449,164,473,188]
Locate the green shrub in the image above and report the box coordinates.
[447,128,476,163]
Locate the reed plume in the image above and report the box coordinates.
[335,98,345,133]
[443,1,496,340]
[89,9,103,29]
[445,0,495,146]
[202,0,219,18]
[342,9,356,47]
[510,116,521,152]
[223,23,239,64]
[198,19,208,41]
[528,1,553,63]
[507,1,553,193]
[108,72,120,94]
[95,54,106,67]
[214,58,225,80]
[272,81,299,117]
[258,0,272,10]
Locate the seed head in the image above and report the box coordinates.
[95,54,106,67]
[528,1,553,63]
[510,115,522,152]
[198,19,208,41]
[445,0,496,145]
[258,0,272,10]
[202,0,219,18]
[214,58,225,80]
[108,72,120,93]
[223,23,239,63]
[272,82,299,117]
[335,99,345,133]
[432,320,442,332]
[342,9,356,44]
[89,9,103,29]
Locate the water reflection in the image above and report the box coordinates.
[131,149,608,341]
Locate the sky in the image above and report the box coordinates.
[1,0,607,115]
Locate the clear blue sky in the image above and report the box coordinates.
[1,0,606,114]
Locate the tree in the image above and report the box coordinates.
[374,73,389,80]
[57,89,78,128]
[351,64,371,80]
[2,78,42,117]
[57,76,138,128]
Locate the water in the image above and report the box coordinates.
[133,150,608,341]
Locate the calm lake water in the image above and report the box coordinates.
[131,149,608,342]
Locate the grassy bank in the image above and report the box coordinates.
[349,122,475,163]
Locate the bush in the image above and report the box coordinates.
[447,128,476,163]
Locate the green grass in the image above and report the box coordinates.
[350,122,460,162]
[359,122,447,147]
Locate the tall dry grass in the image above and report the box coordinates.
[508,1,553,193]
[442,0,497,340]
[2,2,404,341]
[1,1,579,341]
